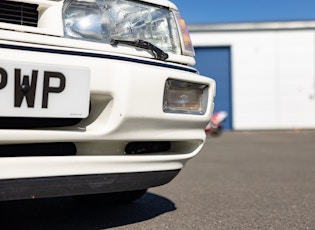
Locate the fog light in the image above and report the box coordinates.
[163,79,208,115]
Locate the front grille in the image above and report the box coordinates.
[0,1,38,27]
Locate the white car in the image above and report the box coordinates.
[0,0,215,202]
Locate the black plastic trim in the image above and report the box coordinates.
[125,141,171,154]
[0,43,198,73]
[0,142,77,157]
[0,170,180,201]
[0,117,81,129]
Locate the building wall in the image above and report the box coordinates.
[191,29,315,130]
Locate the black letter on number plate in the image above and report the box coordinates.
[15,69,38,108]
[42,72,66,108]
[0,68,8,89]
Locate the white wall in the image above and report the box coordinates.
[191,30,315,130]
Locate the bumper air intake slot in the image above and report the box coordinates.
[0,142,77,157]
[0,117,82,129]
[125,141,171,154]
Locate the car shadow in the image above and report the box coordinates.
[0,192,176,229]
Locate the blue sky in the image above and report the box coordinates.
[171,0,315,24]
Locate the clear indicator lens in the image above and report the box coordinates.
[174,12,195,56]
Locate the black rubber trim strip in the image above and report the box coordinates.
[0,43,198,73]
[0,170,180,201]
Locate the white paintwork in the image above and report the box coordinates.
[191,27,315,130]
[0,151,203,180]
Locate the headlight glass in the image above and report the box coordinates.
[63,0,186,55]
[163,79,208,115]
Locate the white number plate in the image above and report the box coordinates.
[0,60,90,118]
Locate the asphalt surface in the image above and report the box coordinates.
[0,131,314,229]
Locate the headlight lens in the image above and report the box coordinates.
[163,79,208,115]
[62,0,194,56]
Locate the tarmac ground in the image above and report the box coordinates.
[0,130,314,229]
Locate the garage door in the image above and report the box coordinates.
[194,47,232,130]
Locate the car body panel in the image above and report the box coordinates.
[0,0,215,201]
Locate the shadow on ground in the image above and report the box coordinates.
[0,192,176,229]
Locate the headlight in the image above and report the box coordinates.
[62,0,194,56]
[163,79,208,115]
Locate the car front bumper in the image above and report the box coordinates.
[0,37,215,200]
